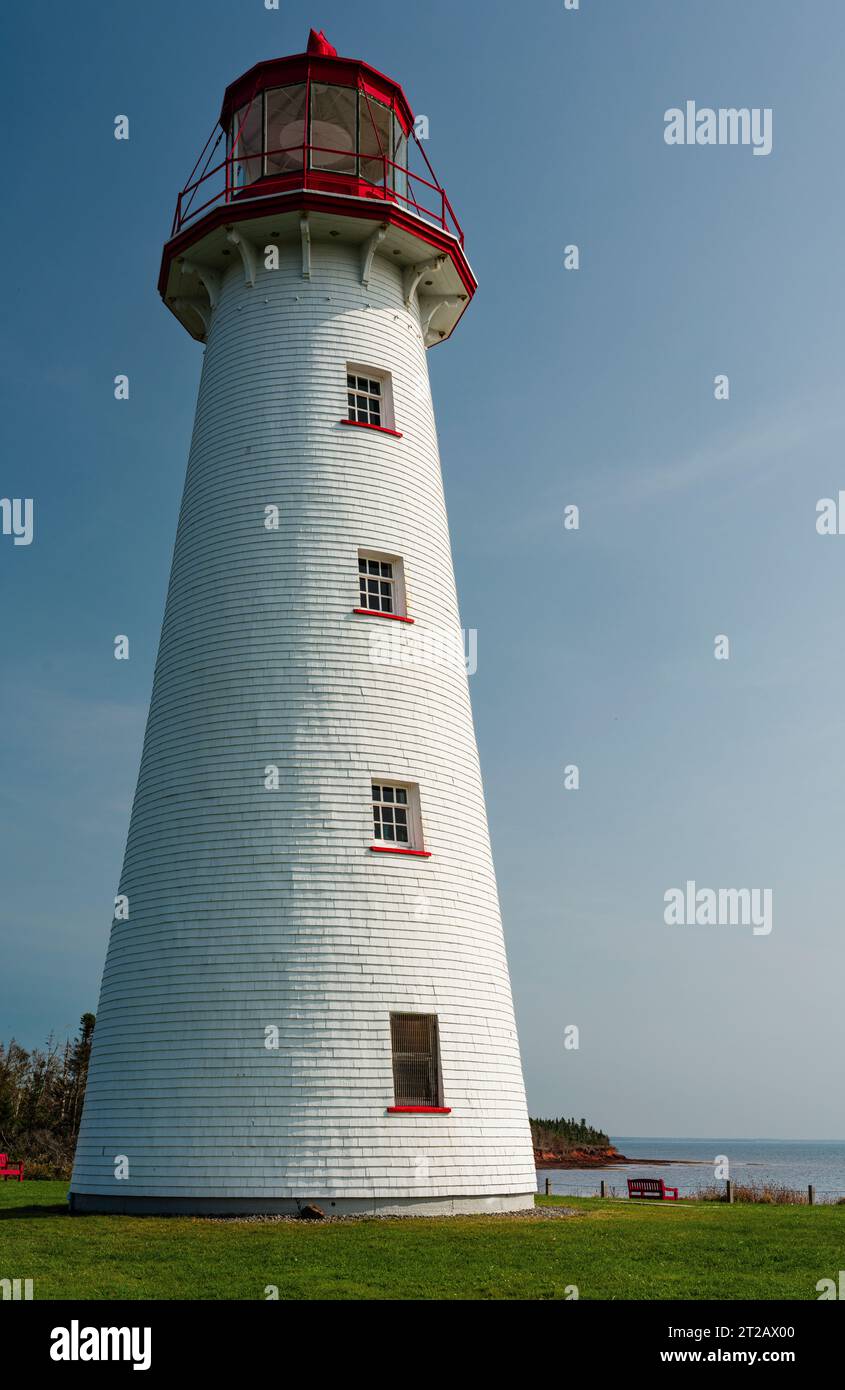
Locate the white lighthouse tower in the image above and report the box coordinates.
[71,30,536,1214]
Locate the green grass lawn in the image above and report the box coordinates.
[1,1183,841,1300]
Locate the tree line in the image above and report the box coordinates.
[0,1014,95,1178]
[530,1115,610,1151]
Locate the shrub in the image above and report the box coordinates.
[696,1181,807,1205]
[17,1159,69,1182]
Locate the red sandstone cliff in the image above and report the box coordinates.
[534,1144,625,1168]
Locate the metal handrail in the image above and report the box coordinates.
[170,140,463,245]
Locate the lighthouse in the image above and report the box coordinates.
[71,30,536,1214]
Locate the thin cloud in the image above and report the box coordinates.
[616,395,845,503]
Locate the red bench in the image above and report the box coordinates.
[627,1177,678,1201]
[0,1154,24,1182]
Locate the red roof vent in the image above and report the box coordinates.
[307,28,337,57]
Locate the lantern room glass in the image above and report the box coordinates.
[359,94,392,184]
[310,84,357,173]
[265,85,306,174]
[392,120,408,202]
[229,84,410,194]
[231,100,263,188]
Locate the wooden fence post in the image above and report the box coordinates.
[600,1180,606,1199]
[726,1179,733,1204]
[544,1177,551,1196]
[808,1185,815,1206]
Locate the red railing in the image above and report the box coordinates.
[171,140,464,245]
[170,104,464,247]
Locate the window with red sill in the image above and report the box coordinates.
[343,365,399,435]
[389,1013,446,1112]
[369,780,431,858]
[371,780,419,849]
[356,551,407,618]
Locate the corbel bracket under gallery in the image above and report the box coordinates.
[180,259,221,309]
[360,225,389,286]
[403,256,447,309]
[300,214,312,280]
[418,295,463,345]
[226,228,257,287]
[170,297,211,338]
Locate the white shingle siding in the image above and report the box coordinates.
[71,239,536,1212]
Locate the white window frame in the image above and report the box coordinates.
[346,363,395,431]
[357,550,406,617]
[370,780,424,851]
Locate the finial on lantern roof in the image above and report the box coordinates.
[307,29,337,57]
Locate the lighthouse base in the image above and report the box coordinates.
[69,1191,536,1217]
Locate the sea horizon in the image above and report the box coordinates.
[539,1136,845,1200]
[613,1135,845,1145]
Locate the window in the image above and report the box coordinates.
[392,116,409,202]
[355,550,410,622]
[344,366,398,434]
[390,1014,443,1109]
[231,97,263,188]
[310,83,357,173]
[347,372,383,427]
[370,780,428,856]
[265,85,306,174]
[359,554,395,613]
[372,782,410,845]
[359,92,393,186]
[371,781,425,849]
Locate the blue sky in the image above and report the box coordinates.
[2,0,844,1139]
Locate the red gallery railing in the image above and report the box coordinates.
[170,117,465,247]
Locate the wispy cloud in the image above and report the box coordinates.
[613,392,845,504]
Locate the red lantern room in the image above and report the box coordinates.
[159,29,476,345]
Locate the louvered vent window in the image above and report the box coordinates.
[390,1013,442,1108]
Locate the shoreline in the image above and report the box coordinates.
[534,1152,705,1170]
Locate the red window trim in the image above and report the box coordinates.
[370,845,431,859]
[340,418,403,439]
[353,608,414,624]
[387,1107,451,1115]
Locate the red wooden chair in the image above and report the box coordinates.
[0,1153,24,1182]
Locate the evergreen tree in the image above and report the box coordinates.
[0,1014,95,1177]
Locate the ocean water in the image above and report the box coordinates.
[537,1137,845,1202]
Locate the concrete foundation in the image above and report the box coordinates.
[69,1190,537,1217]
